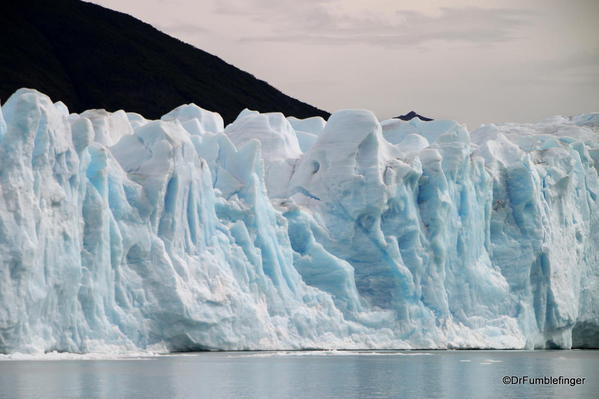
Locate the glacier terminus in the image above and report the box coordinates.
[1,88,598,354]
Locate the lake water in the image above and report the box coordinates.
[1,350,597,398]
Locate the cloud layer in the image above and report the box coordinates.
[90,0,599,127]
[235,6,533,47]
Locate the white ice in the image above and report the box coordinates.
[0,88,598,354]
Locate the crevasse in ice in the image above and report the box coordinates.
[1,89,598,353]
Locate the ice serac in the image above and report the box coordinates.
[0,88,598,354]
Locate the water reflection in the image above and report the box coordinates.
[0,351,597,399]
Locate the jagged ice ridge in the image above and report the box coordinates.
[1,89,598,354]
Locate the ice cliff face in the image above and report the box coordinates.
[1,88,598,354]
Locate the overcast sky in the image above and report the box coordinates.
[91,0,598,128]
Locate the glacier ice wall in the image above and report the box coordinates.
[1,88,598,353]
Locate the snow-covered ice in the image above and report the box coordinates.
[0,88,598,354]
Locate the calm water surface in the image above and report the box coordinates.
[1,350,598,399]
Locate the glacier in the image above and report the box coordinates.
[0,88,598,354]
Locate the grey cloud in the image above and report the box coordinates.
[88,0,598,128]
[496,51,599,89]
[213,0,333,17]
[552,52,599,70]
[234,6,533,47]
[529,52,599,78]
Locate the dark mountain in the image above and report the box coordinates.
[395,111,433,121]
[0,0,329,124]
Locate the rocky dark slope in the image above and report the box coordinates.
[0,0,329,123]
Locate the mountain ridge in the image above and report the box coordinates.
[0,0,330,123]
